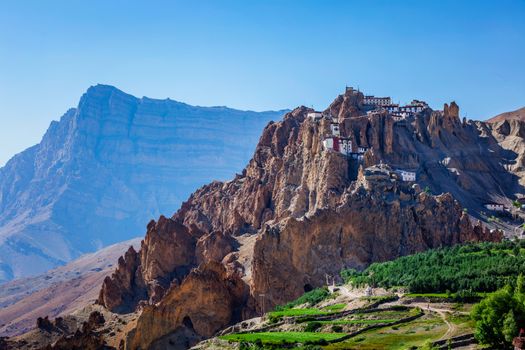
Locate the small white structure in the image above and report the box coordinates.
[340,138,352,155]
[363,96,392,106]
[397,100,428,116]
[485,203,504,212]
[384,104,400,114]
[396,170,416,182]
[307,111,323,120]
[323,137,352,156]
[358,146,368,154]
[330,123,340,137]
[323,137,335,151]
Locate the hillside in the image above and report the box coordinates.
[0,237,141,337]
[487,106,525,123]
[194,287,476,350]
[195,241,525,350]
[0,85,285,281]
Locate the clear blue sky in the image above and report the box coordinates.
[1,0,524,165]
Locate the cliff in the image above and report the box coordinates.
[0,85,284,282]
[97,88,509,349]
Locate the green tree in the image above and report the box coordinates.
[513,244,521,257]
[471,282,525,348]
[517,273,525,295]
[471,288,513,346]
[502,310,518,343]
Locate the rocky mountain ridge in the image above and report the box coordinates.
[0,85,285,282]
[0,238,141,337]
[94,88,516,349]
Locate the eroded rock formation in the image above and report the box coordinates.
[97,88,511,349]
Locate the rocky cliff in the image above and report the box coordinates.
[97,88,511,349]
[0,85,284,282]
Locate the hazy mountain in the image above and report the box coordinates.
[0,84,285,282]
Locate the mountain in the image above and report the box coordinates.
[88,88,517,349]
[0,85,285,282]
[6,89,524,350]
[487,106,525,123]
[0,237,140,337]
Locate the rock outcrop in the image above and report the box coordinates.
[97,88,510,349]
[0,85,284,281]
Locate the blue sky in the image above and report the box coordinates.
[1,0,524,165]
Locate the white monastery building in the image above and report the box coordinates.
[307,111,323,120]
[363,96,392,106]
[323,137,352,156]
[396,170,416,182]
[484,203,504,212]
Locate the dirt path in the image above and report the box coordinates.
[411,303,459,340]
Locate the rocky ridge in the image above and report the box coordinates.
[0,85,284,281]
[0,238,141,337]
[95,88,513,349]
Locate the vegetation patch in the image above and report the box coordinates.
[273,288,331,311]
[268,308,328,318]
[220,331,345,345]
[318,319,398,325]
[324,314,447,350]
[341,241,525,294]
[471,274,525,348]
[322,303,345,312]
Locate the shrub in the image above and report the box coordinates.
[268,314,281,324]
[274,288,330,311]
[331,325,343,333]
[304,322,322,332]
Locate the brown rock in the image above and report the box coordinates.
[125,262,247,350]
[96,92,514,348]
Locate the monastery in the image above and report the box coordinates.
[307,87,422,183]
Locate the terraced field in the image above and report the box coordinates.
[204,287,478,350]
[324,313,448,350]
[219,304,427,348]
[221,331,345,345]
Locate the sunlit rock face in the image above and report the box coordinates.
[99,89,509,349]
[0,84,285,282]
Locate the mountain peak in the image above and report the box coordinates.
[0,86,284,282]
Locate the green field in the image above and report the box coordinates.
[319,319,398,325]
[406,292,487,298]
[322,303,346,312]
[220,331,345,344]
[324,314,447,350]
[268,308,330,318]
